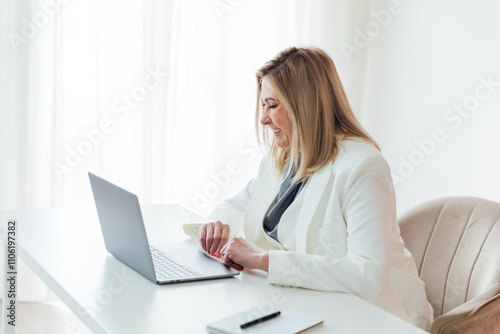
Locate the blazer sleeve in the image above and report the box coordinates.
[206,155,270,236]
[267,154,395,302]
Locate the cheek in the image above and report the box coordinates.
[280,113,293,136]
[285,118,293,134]
[275,109,292,129]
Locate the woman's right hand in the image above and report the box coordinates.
[197,221,230,258]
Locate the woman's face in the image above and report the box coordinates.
[259,78,293,148]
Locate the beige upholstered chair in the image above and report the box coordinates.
[398,197,500,334]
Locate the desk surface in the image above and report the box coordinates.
[0,205,428,333]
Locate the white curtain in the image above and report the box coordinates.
[1,0,500,305]
[0,0,371,215]
[0,0,369,302]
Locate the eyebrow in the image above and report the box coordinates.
[261,97,278,102]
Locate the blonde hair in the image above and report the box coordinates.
[255,46,379,182]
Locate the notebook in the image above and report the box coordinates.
[207,307,323,334]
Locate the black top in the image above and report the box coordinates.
[263,161,307,241]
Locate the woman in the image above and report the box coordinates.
[197,46,432,330]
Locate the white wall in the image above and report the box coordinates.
[360,0,500,215]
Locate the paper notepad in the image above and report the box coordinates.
[206,307,323,334]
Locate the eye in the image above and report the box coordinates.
[261,103,266,107]
[269,105,277,109]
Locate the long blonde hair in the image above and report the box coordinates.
[255,46,379,182]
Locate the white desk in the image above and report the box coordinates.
[0,205,429,333]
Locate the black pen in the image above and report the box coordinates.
[240,311,281,329]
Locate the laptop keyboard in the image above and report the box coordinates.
[150,247,201,280]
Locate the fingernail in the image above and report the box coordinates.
[210,251,214,256]
[216,252,221,259]
[203,249,207,252]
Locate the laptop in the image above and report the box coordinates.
[88,172,239,284]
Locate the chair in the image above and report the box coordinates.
[398,196,500,334]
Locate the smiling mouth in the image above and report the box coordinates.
[272,128,281,136]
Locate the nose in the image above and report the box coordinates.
[260,107,270,125]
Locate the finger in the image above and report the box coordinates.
[217,225,230,258]
[210,223,223,256]
[198,224,208,251]
[220,236,232,256]
[221,242,237,266]
[205,223,214,253]
[219,244,227,262]
[221,251,229,264]
[220,238,244,271]
[220,241,227,257]
[223,253,244,271]
[212,221,227,257]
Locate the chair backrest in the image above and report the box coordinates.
[398,197,500,317]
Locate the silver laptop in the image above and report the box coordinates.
[88,172,239,284]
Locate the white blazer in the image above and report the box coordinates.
[207,140,433,330]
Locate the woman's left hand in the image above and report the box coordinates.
[220,236,269,272]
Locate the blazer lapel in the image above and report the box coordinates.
[244,167,281,248]
[294,163,333,253]
[244,160,333,253]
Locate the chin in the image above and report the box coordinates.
[275,141,291,149]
